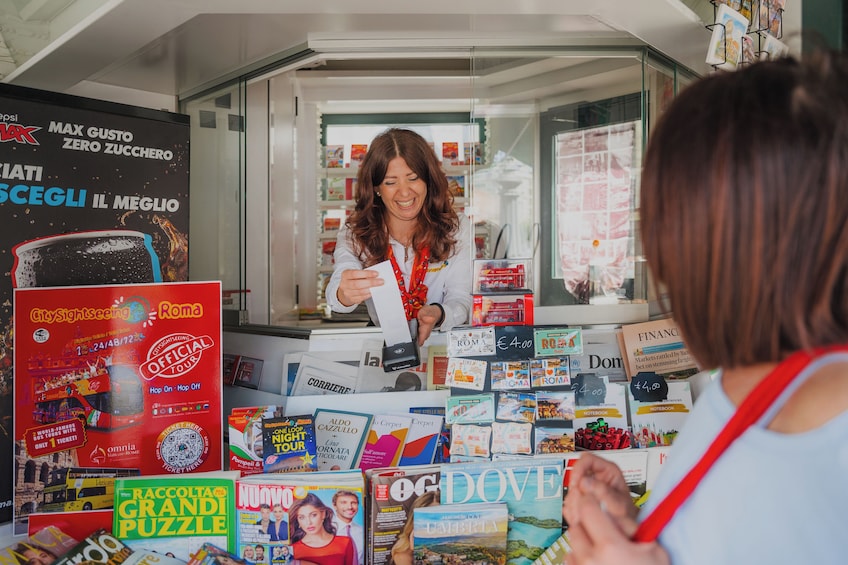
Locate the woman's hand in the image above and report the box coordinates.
[337,268,383,307]
[566,492,670,565]
[564,453,669,565]
[564,453,637,532]
[416,304,443,345]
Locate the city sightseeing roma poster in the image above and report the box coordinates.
[13,281,221,535]
[0,83,190,525]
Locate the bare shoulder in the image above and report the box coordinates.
[769,361,848,433]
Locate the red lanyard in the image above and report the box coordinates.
[386,244,430,321]
[634,345,848,542]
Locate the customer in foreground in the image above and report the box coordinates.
[563,50,848,565]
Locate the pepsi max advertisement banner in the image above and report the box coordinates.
[13,281,221,535]
[0,83,190,526]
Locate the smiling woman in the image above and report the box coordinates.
[325,128,472,345]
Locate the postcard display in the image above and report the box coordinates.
[12,281,222,534]
[0,83,190,525]
[705,1,790,71]
[446,325,587,460]
[444,319,694,461]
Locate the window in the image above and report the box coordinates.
[182,44,696,327]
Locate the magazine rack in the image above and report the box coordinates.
[706,0,786,69]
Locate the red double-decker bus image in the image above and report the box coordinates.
[32,361,144,430]
[478,264,526,292]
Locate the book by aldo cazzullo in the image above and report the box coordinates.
[55,529,187,565]
[112,470,239,561]
[236,470,366,565]
[368,463,441,565]
[262,414,318,474]
[359,414,413,471]
[440,459,564,565]
[314,409,373,471]
[413,502,509,565]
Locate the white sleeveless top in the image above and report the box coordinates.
[640,353,848,565]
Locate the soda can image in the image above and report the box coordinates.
[12,229,162,288]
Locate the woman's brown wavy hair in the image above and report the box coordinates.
[640,51,848,370]
[346,128,459,266]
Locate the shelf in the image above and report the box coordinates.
[318,200,356,210]
[319,166,360,177]
[318,165,478,177]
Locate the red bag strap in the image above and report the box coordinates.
[633,345,848,543]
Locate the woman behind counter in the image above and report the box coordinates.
[326,128,472,345]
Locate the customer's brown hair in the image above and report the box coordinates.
[347,128,459,265]
[640,51,848,369]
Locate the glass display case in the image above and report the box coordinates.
[182,43,697,327]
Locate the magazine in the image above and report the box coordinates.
[229,406,284,475]
[290,354,358,396]
[235,470,366,565]
[426,345,450,390]
[188,542,249,565]
[233,357,264,390]
[223,354,241,386]
[54,529,187,565]
[313,409,373,471]
[440,459,564,565]
[398,412,444,466]
[596,449,650,506]
[355,339,425,393]
[350,144,368,166]
[569,328,626,383]
[619,318,699,380]
[25,510,112,542]
[262,415,318,474]
[532,532,572,565]
[367,463,441,565]
[628,380,693,449]
[412,502,509,564]
[573,378,631,451]
[326,145,344,168]
[359,414,413,471]
[112,470,240,561]
[0,525,78,565]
